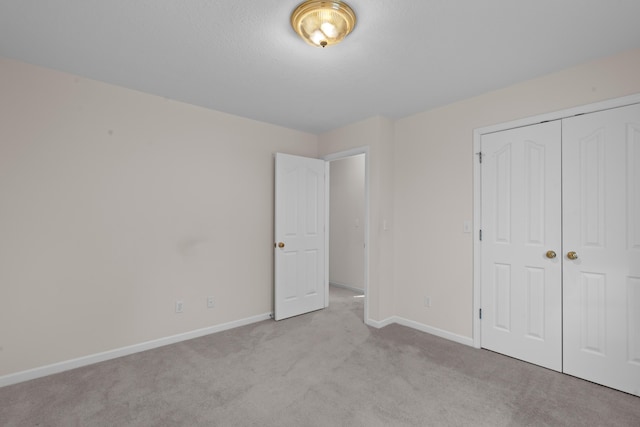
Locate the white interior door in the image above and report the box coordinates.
[562,103,640,396]
[274,153,326,321]
[480,121,563,371]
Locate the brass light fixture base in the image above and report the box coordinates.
[291,1,357,48]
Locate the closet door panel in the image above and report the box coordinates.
[562,102,640,397]
[481,121,562,371]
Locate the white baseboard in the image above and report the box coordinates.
[366,315,474,347]
[2,312,473,388]
[393,316,475,347]
[365,316,396,329]
[0,312,272,388]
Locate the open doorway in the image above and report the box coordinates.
[325,150,368,321]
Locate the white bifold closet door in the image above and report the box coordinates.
[562,103,640,396]
[481,103,640,396]
[480,121,563,372]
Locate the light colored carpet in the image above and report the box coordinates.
[1,286,639,426]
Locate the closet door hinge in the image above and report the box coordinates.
[479,229,482,241]
[479,308,482,319]
[476,151,483,163]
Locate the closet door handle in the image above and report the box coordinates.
[567,251,578,260]
[546,250,557,259]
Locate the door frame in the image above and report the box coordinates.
[472,92,640,349]
[323,146,370,323]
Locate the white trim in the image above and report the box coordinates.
[365,316,395,329]
[478,93,640,136]
[322,146,370,161]
[329,281,364,294]
[472,92,640,351]
[366,316,474,347]
[0,312,272,388]
[473,133,482,349]
[323,147,370,325]
[393,317,475,347]
[324,160,331,308]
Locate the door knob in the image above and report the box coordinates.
[546,250,557,259]
[567,251,578,260]
[277,242,285,248]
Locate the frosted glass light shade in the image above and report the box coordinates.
[291,1,356,48]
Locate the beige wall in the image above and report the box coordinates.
[393,48,640,338]
[3,47,640,380]
[329,155,365,291]
[0,58,317,376]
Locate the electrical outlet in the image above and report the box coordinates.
[424,296,431,308]
[175,301,184,313]
[207,296,215,309]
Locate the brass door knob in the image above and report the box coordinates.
[546,250,557,259]
[567,251,578,260]
[277,242,285,248]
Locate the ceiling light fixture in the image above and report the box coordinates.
[291,1,356,48]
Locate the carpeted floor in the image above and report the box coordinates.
[1,286,639,426]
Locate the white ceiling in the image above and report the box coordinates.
[1,0,640,134]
